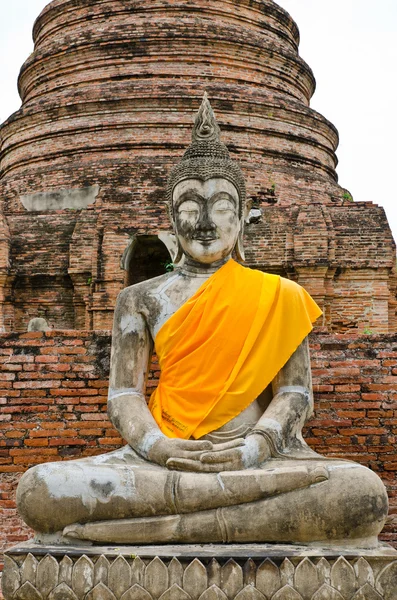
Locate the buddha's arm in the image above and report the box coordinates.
[107,287,162,455]
[253,337,313,454]
[108,287,216,466]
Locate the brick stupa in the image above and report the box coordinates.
[0,0,395,334]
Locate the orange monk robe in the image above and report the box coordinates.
[149,259,322,440]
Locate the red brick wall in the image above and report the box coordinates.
[1,331,397,566]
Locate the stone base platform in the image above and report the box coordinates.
[2,542,397,600]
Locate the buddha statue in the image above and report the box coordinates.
[17,95,388,548]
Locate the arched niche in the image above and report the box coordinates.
[121,235,173,286]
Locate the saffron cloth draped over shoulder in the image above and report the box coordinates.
[149,259,322,439]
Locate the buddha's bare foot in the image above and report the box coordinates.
[309,465,329,483]
[64,515,183,544]
[63,524,85,539]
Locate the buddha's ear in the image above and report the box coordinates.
[235,198,250,262]
[166,203,184,265]
[166,192,186,264]
[158,231,184,265]
[174,238,184,264]
[245,198,253,220]
[235,218,246,262]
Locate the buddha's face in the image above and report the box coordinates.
[173,178,241,265]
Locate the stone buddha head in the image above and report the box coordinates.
[167,94,248,265]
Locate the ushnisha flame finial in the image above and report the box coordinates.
[192,92,221,143]
[167,93,246,218]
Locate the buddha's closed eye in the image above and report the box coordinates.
[178,200,200,215]
[213,199,236,212]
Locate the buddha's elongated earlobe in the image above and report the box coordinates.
[235,197,252,262]
[235,221,246,262]
[170,216,184,264]
[174,235,184,264]
[165,200,184,264]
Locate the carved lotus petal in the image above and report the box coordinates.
[131,556,146,586]
[354,557,374,587]
[14,581,43,600]
[280,559,294,587]
[234,585,267,599]
[221,559,243,598]
[21,553,39,585]
[168,557,184,588]
[59,556,74,586]
[272,585,303,600]
[207,559,221,588]
[145,557,169,598]
[72,555,94,598]
[94,556,111,586]
[85,582,117,600]
[2,556,21,599]
[330,556,357,598]
[183,559,207,600]
[294,558,320,599]
[120,584,153,600]
[37,554,59,599]
[243,559,257,587]
[315,558,331,587]
[311,584,344,600]
[198,585,228,600]
[375,560,397,600]
[352,583,383,600]
[256,559,281,597]
[159,583,192,600]
[48,582,79,600]
[108,555,131,597]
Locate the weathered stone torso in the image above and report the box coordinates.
[138,270,210,339]
[132,267,267,440]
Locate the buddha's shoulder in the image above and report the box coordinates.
[276,276,317,309]
[278,276,301,292]
[250,269,302,295]
[116,272,179,309]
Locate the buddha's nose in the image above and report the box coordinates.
[195,207,216,236]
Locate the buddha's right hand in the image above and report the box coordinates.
[147,436,244,469]
[146,436,214,467]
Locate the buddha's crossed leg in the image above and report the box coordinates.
[17,446,387,546]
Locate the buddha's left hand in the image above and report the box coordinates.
[166,434,271,472]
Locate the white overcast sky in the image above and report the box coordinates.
[1,0,397,244]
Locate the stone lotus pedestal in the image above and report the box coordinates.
[2,542,397,600]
